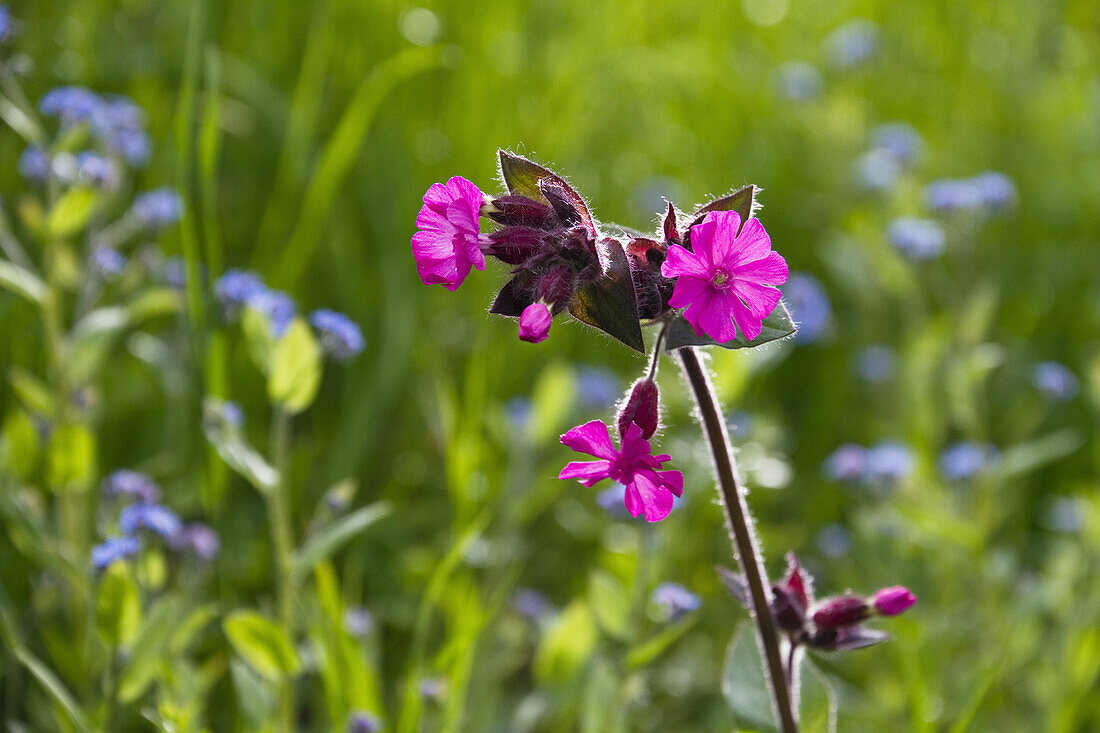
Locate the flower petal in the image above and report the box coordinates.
[559,460,613,487]
[560,419,618,460]
[707,211,744,266]
[729,217,773,267]
[731,280,782,320]
[446,176,484,222]
[667,274,710,309]
[661,244,710,280]
[655,469,684,497]
[733,250,788,286]
[629,470,676,522]
[729,293,763,341]
[687,213,721,268]
[687,290,738,343]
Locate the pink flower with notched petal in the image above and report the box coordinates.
[660,211,788,343]
[559,420,684,522]
[411,176,489,291]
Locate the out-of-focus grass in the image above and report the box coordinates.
[0,0,1098,730]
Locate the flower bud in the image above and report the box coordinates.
[487,226,546,265]
[518,303,552,343]
[811,595,870,629]
[485,195,553,227]
[872,586,916,616]
[535,266,574,309]
[616,378,659,440]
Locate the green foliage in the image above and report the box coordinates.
[224,610,301,682]
[267,317,323,414]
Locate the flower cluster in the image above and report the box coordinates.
[823,441,914,485]
[93,469,219,569]
[723,554,916,653]
[213,268,364,358]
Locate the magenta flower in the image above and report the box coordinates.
[411,176,488,290]
[872,586,917,616]
[660,211,788,343]
[518,303,552,343]
[559,419,684,522]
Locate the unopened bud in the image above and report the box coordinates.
[485,195,553,227]
[535,266,573,308]
[487,226,546,265]
[616,378,659,440]
[812,595,870,629]
[871,586,916,616]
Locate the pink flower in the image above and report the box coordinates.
[660,211,788,343]
[411,176,488,290]
[872,586,916,616]
[518,303,552,343]
[559,419,684,522]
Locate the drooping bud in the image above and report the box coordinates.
[616,378,659,440]
[871,586,916,616]
[518,303,552,343]
[812,595,871,629]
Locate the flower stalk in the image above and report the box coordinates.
[677,346,799,733]
[268,407,296,732]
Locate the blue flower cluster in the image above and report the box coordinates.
[782,273,832,344]
[823,441,915,485]
[131,188,184,228]
[855,122,924,192]
[825,19,881,69]
[38,86,151,167]
[1031,361,1079,402]
[938,442,1000,482]
[887,217,946,260]
[213,268,365,357]
[651,582,701,621]
[91,469,219,569]
[924,172,1017,214]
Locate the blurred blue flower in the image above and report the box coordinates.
[596,484,630,518]
[344,607,374,637]
[864,441,914,483]
[652,582,701,621]
[776,62,823,101]
[782,273,832,343]
[726,409,753,438]
[1045,496,1085,533]
[220,401,245,428]
[854,344,896,382]
[310,309,365,361]
[970,171,1016,210]
[131,188,183,228]
[249,289,297,337]
[119,503,182,540]
[888,217,945,260]
[825,19,881,69]
[872,122,924,164]
[347,711,382,733]
[75,152,120,188]
[504,397,532,431]
[162,257,187,289]
[102,469,161,504]
[90,95,151,167]
[816,523,853,558]
[18,146,49,181]
[511,588,554,621]
[92,536,141,569]
[92,247,127,278]
[855,148,902,191]
[40,86,101,123]
[924,178,983,213]
[823,444,867,482]
[419,676,446,701]
[1031,361,1079,401]
[576,366,620,409]
[172,523,220,560]
[939,442,999,482]
[214,269,267,318]
[0,6,15,43]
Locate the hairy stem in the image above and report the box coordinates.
[677,346,798,733]
[268,408,296,732]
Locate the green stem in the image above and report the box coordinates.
[268,408,296,732]
[677,347,798,733]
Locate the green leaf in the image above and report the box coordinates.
[665,300,796,352]
[202,399,278,493]
[568,238,645,352]
[586,569,630,640]
[626,614,698,668]
[242,305,276,374]
[497,150,596,233]
[0,260,46,304]
[998,429,1084,480]
[170,604,219,656]
[230,657,277,728]
[223,610,301,682]
[1,409,41,481]
[689,184,757,229]
[534,600,597,685]
[46,423,96,493]
[95,561,142,647]
[8,366,56,416]
[267,318,323,414]
[47,187,98,239]
[800,658,838,733]
[117,597,181,702]
[721,624,779,732]
[290,501,393,580]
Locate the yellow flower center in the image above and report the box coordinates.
[711,270,731,288]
